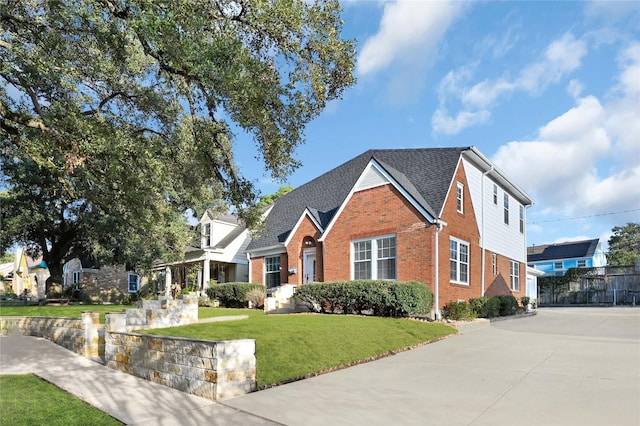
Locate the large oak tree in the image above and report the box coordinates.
[0,0,355,288]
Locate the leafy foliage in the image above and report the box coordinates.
[469,297,500,318]
[257,185,294,208]
[607,223,640,266]
[442,301,476,321]
[293,280,433,317]
[205,282,264,308]
[1,0,356,285]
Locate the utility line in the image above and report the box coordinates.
[527,208,640,225]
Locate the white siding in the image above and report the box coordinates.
[463,158,527,263]
[354,163,389,192]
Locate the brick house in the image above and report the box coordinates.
[247,147,533,318]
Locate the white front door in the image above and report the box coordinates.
[303,250,316,283]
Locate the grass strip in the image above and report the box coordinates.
[0,374,122,426]
[146,311,456,388]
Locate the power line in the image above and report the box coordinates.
[527,208,640,225]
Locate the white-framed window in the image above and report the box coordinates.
[265,256,281,288]
[554,261,563,270]
[577,260,586,268]
[503,193,510,225]
[72,271,81,285]
[128,273,140,293]
[492,253,497,276]
[203,223,211,247]
[519,205,524,234]
[493,184,498,205]
[510,261,520,291]
[456,182,464,214]
[353,235,396,280]
[450,237,469,285]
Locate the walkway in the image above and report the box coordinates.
[0,329,277,425]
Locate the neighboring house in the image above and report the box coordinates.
[152,211,251,294]
[247,147,534,318]
[527,239,607,276]
[62,256,143,301]
[1,248,49,298]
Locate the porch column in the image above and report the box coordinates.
[202,257,211,291]
[165,266,172,298]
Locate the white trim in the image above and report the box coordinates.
[248,244,286,258]
[283,208,324,247]
[449,236,470,286]
[456,181,464,214]
[319,160,435,242]
[351,234,397,280]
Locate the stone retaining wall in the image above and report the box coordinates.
[105,331,256,400]
[0,312,103,359]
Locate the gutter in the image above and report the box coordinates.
[433,219,447,320]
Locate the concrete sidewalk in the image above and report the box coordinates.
[0,329,277,425]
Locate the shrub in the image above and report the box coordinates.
[521,296,531,310]
[246,287,266,308]
[206,282,265,308]
[293,280,432,317]
[494,295,518,316]
[469,297,501,318]
[442,301,475,321]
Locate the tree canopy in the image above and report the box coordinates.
[607,222,640,266]
[0,0,355,285]
[257,185,294,208]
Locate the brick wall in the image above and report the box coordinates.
[284,216,323,285]
[322,184,434,283]
[437,161,482,308]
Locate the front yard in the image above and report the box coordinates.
[0,305,457,388]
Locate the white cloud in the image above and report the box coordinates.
[567,80,584,98]
[433,33,588,135]
[357,0,467,76]
[491,46,640,234]
[431,108,490,136]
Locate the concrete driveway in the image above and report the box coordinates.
[224,307,640,426]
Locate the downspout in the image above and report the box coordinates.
[247,252,252,284]
[481,166,493,296]
[434,219,447,320]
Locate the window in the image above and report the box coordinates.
[510,261,520,291]
[503,194,510,225]
[265,256,281,288]
[128,273,140,293]
[203,223,211,247]
[456,182,464,213]
[577,260,586,268]
[72,271,81,285]
[493,184,498,205]
[353,236,396,280]
[492,253,497,276]
[519,205,524,233]
[450,238,469,284]
[554,262,563,270]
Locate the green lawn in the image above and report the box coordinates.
[0,305,457,388]
[147,310,457,388]
[0,304,132,324]
[0,375,122,426]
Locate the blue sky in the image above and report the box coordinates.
[234,0,640,249]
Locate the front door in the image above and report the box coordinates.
[303,250,316,283]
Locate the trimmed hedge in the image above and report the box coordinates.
[452,294,521,320]
[293,280,433,317]
[469,297,500,318]
[205,282,265,308]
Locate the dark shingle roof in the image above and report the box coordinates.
[248,147,468,251]
[527,239,600,262]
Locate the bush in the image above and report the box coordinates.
[521,296,531,309]
[494,295,518,316]
[293,280,433,317]
[246,287,266,308]
[206,282,265,308]
[469,297,500,318]
[442,301,475,321]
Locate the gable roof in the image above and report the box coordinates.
[527,239,601,262]
[248,147,472,251]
